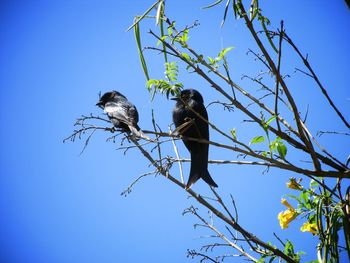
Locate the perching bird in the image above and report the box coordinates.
[172,89,218,189]
[96,91,146,139]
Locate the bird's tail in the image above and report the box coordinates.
[186,152,218,189]
[128,125,151,141]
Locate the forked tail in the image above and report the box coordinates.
[186,152,218,189]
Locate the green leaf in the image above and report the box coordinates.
[269,137,287,159]
[300,191,311,209]
[217,46,234,60]
[155,0,164,25]
[181,52,191,62]
[265,115,277,128]
[201,0,224,9]
[250,135,265,145]
[263,116,274,138]
[221,0,231,27]
[165,62,179,82]
[181,29,189,43]
[269,140,277,152]
[146,79,158,91]
[167,21,175,36]
[159,10,168,63]
[258,14,278,53]
[146,61,183,100]
[250,0,260,21]
[284,240,295,256]
[233,0,244,18]
[126,0,160,32]
[230,128,237,140]
[207,56,216,65]
[134,21,150,81]
[308,214,316,224]
[277,141,287,159]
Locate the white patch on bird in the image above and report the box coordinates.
[104,102,124,114]
[104,101,131,125]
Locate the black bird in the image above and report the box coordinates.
[172,89,218,189]
[96,91,146,138]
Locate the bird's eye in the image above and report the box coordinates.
[182,94,189,100]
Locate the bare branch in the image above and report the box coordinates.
[130,138,297,263]
[170,157,276,167]
[169,126,184,183]
[186,206,258,262]
[317,131,350,137]
[274,20,284,131]
[149,28,346,172]
[120,170,157,196]
[283,32,350,129]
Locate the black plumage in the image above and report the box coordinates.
[96,91,145,138]
[172,89,218,189]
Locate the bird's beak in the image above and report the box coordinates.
[171,97,179,101]
[95,101,103,107]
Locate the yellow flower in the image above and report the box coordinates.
[281,198,294,210]
[278,209,298,229]
[300,222,318,235]
[278,198,298,229]
[286,177,303,190]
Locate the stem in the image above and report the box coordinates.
[239,3,322,172]
[283,32,350,130]
[131,138,297,263]
[148,29,346,172]
[274,20,284,131]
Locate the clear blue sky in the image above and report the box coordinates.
[1,1,349,262]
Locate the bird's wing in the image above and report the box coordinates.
[126,105,139,127]
[104,101,149,139]
[104,101,133,126]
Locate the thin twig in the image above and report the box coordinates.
[317,131,350,137]
[143,130,350,179]
[170,158,276,167]
[274,20,284,131]
[283,32,350,129]
[66,116,350,180]
[169,126,184,183]
[152,110,163,167]
[300,121,347,170]
[187,206,258,262]
[242,75,292,111]
[120,170,157,196]
[161,19,300,140]
[211,188,236,222]
[130,138,297,263]
[239,3,322,172]
[148,28,346,172]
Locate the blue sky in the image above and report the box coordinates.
[1,1,349,262]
